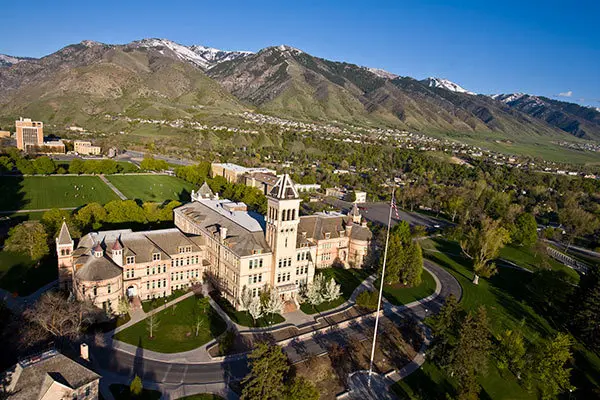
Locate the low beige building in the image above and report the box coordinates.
[211,162,276,183]
[0,130,11,138]
[2,349,99,400]
[74,140,101,155]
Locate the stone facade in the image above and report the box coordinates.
[58,175,372,314]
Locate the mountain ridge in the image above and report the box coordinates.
[1,38,599,141]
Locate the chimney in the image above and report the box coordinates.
[80,343,89,361]
[220,226,228,242]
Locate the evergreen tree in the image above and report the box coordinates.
[429,295,462,367]
[448,307,492,400]
[129,375,143,396]
[284,377,319,400]
[496,328,526,379]
[571,267,600,352]
[241,343,289,400]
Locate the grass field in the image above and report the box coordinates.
[394,237,600,399]
[0,251,57,295]
[115,295,226,353]
[106,175,195,202]
[0,176,120,211]
[210,292,285,327]
[300,267,372,314]
[382,268,436,306]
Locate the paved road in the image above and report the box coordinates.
[89,259,461,389]
[326,198,450,229]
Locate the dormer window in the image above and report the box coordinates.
[325,233,331,240]
[94,250,103,258]
[152,253,161,261]
[126,256,135,265]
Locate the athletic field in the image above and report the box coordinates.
[106,175,194,202]
[0,176,120,211]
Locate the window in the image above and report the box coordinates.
[147,282,150,290]
[147,267,150,275]
[153,253,161,261]
[107,284,111,294]
[126,256,135,264]
[259,258,263,268]
[158,280,161,288]
[93,287,97,296]
[152,281,155,289]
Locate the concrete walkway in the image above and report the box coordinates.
[99,174,128,200]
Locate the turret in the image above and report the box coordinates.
[110,237,123,266]
[56,221,74,290]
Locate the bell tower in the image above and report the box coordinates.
[266,175,301,285]
[56,221,74,290]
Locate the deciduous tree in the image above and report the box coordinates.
[460,217,511,283]
[5,221,49,260]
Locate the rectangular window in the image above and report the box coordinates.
[152,281,155,289]
[153,253,161,261]
[259,258,263,268]
[127,256,135,264]
[158,280,161,288]
[147,282,150,290]
[107,284,111,293]
[147,267,150,275]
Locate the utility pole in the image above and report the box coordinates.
[368,187,395,387]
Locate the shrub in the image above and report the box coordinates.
[356,290,378,310]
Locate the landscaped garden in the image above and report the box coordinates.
[0,251,57,295]
[114,295,227,353]
[300,267,372,314]
[141,288,190,312]
[382,268,436,306]
[106,174,194,202]
[210,291,285,327]
[0,176,120,211]
[392,237,600,399]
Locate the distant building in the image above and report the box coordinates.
[0,130,11,138]
[244,172,279,195]
[2,349,99,400]
[15,117,43,150]
[211,162,276,184]
[38,140,66,154]
[74,140,101,155]
[354,191,367,203]
[325,187,346,199]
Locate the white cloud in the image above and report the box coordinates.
[558,90,573,97]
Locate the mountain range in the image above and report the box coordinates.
[1,38,599,141]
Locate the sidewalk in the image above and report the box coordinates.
[0,279,58,313]
[99,174,128,200]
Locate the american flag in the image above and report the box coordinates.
[391,196,400,219]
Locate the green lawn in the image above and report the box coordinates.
[109,384,161,400]
[382,268,436,306]
[141,288,190,312]
[499,245,580,283]
[0,176,120,211]
[300,267,372,314]
[114,295,227,353]
[210,291,285,327]
[406,237,599,399]
[106,174,194,202]
[0,251,57,295]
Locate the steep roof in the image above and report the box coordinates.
[5,350,99,400]
[268,174,299,199]
[73,228,202,282]
[56,221,72,245]
[197,181,214,199]
[176,200,271,257]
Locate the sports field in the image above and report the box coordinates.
[0,176,120,211]
[106,174,195,202]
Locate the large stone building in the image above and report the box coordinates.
[15,117,44,150]
[58,175,372,313]
[2,349,99,400]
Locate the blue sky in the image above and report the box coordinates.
[2,0,599,106]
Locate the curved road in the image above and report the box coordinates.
[89,259,462,388]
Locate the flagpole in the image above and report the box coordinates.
[368,186,395,387]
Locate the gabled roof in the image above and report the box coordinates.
[56,221,72,245]
[269,174,299,199]
[197,181,214,199]
[6,350,99,400]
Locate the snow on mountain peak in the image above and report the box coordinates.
[365,67,398,80]
[0,54,31,67]
[131,38,252,69]
[422,77,476,95]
